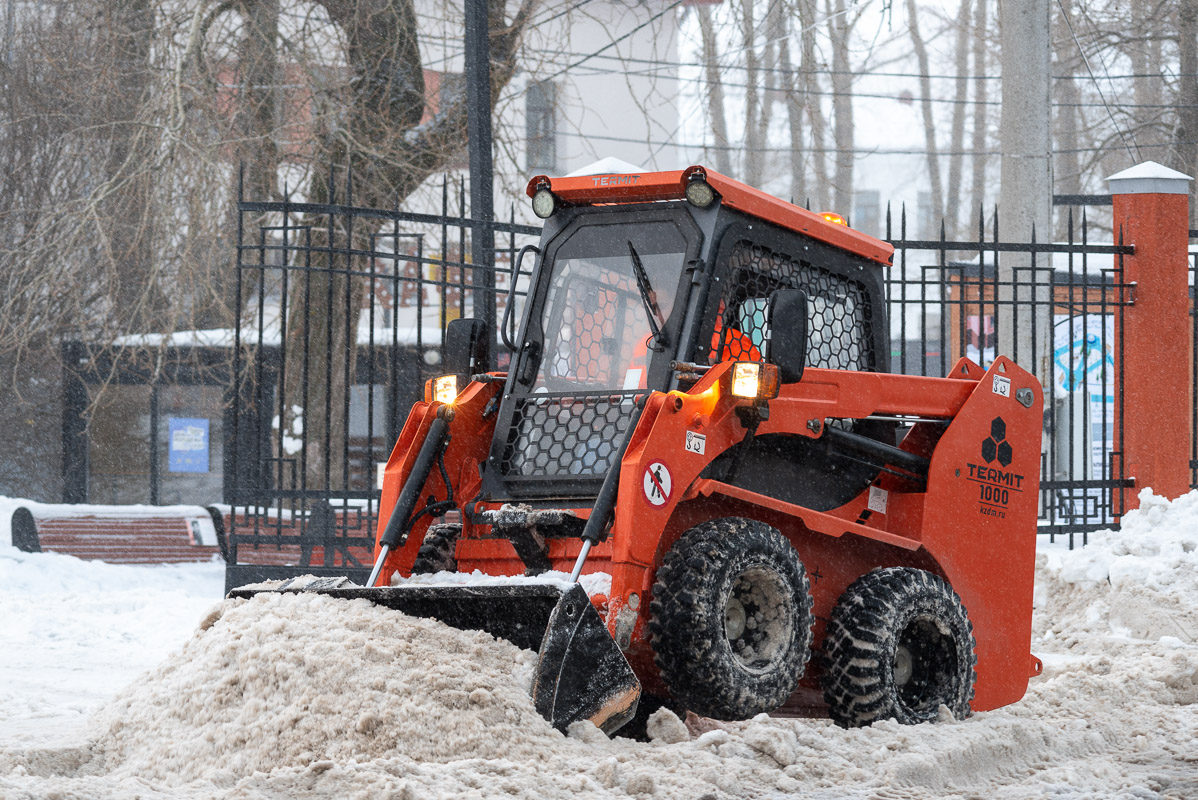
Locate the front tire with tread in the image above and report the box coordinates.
[821,567,976,727]
[649,518,814,720]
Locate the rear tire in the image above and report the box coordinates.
[411,523,461,574]
[821,567,976,727]
[649,518,813,720]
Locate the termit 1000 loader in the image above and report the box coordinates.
[234,165,1043,734]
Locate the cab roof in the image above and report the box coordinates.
[525,165,894,267]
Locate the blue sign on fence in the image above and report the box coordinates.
[168,418,209,473]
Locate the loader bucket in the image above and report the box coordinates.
[228,579,640,735]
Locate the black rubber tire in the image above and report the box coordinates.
[411,523,461,574]
[821,567,977,727]
[649,517,814,720]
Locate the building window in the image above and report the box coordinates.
[917,191,934,239]
[526,80,557,173]
[854,190,880,238]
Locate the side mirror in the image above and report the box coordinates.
[444,317,491,381]
[766,289,807,383]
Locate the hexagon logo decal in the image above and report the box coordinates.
[982,416,1012,467]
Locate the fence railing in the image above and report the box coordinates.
[882,205,1135,547]
[225,170,539,584]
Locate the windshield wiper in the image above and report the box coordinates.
[628,241,669,352]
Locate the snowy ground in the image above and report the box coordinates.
[0,551,225,749]
[1,490,1196,799]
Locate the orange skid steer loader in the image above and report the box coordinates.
[234,166,1043,735]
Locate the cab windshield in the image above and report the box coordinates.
[533,220,689,392]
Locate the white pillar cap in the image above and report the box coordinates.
[1106,161,1193,195]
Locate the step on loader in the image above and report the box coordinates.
[232,165,1044,735]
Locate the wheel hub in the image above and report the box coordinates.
[895,617,958,714]
[893,645,913,686]
[724,567,791,672]
[724,598,747,640]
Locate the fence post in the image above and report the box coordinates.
[1109,161,1193,508]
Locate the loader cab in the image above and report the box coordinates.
[482,167,893,504]
[486,203,708,500]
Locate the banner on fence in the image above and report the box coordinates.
[1051,314,1116,525]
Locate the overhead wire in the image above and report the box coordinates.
[1062,0,1139,160]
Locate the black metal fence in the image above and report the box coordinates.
[1190,228,1198,494]
[225,171,538,584]
[882,204,1134,547]
[226,176,1137,579]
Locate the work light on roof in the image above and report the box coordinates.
[532,188,557,219]
[685,176,716,208]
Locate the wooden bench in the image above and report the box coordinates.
[8,503,224,564]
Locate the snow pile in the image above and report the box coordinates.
[2,490,1198,798]
[1037,488,1198,646]
[86,592,554,784]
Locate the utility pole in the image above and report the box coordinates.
[465,0,496,360]
[997,0,1053,378]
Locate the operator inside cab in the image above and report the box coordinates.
[533,222,687,394]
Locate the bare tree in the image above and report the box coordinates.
[798,0,830,208]
[697,4,733,175]
[906,0,943,235]
[944,0,972,237]
[826,0,854,212]
[1054,0,1085,238]
[275,0,539,490]
[969,0,989,230]
[1175,0,1198,224]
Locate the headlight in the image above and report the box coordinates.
[685,178,716,208]
[731,362,761,398]
[433,375,458,404]
[532,188,557,219]
[730,362,780,400]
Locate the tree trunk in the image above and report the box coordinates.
[1053,0,1083,239]
[1176,0,1198,226]
[827,0,854,213]
[748,0,784,187]
[969,0,989,232]
[100,0,160,333]
[698,5,733,176]
[780,35,806,203]
[945,0,972,239]
[800,0,829,209]
[906,0,943,237]
[1131,0,1164,155]
[281,0,539,493]
[742,0,762,185]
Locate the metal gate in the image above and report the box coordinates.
[225,175,1138,590]
[224,170,538,589]
[883,203,1134,547]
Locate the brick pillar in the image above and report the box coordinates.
[1109,161,1193,508]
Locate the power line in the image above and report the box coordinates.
[1065,0,1138,160]
[562,128,1193,157]
[543,0,688,81]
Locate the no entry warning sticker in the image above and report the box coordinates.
[643,462,673,507]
